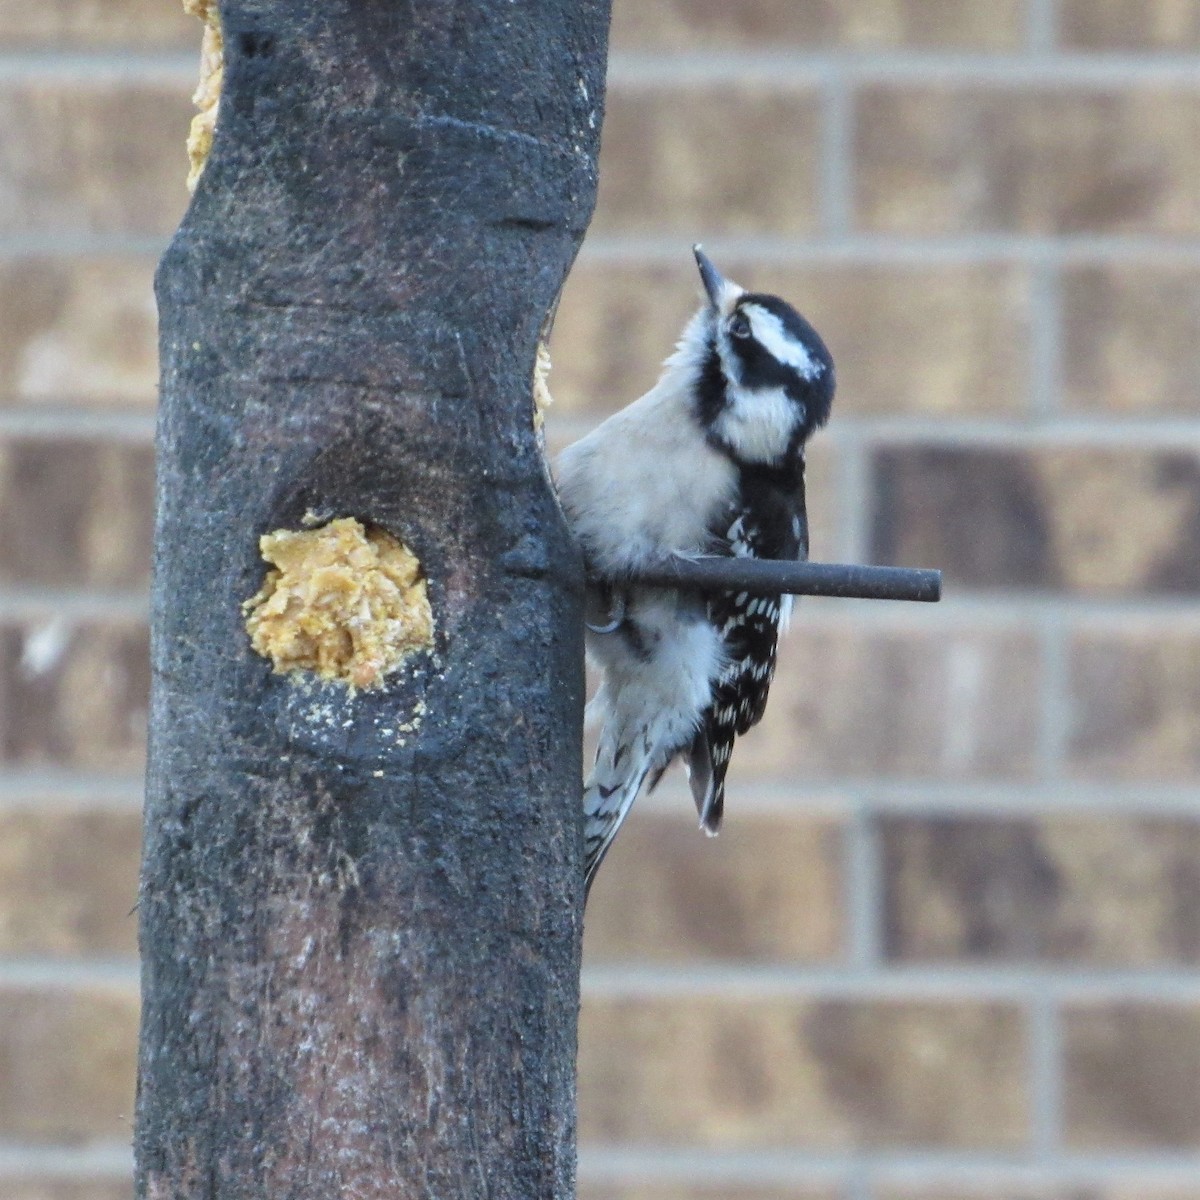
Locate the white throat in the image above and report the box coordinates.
[710,384,800,465]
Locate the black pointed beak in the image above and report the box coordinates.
[693,244,726,308]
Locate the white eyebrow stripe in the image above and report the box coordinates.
[744,305,824,380]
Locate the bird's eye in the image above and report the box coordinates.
[729,313,751,339]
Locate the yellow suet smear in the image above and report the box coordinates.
[184,0,223,192]
[533,340,554,432]
[244,518,434,691]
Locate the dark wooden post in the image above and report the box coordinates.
[137,2,611,1196]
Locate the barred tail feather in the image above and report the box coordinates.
[686,726,728,836]
[581,612,724,898]
[583,726,655,898]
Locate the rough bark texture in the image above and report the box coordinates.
[137,3,610,1197]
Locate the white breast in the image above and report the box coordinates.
[554,375,737,575]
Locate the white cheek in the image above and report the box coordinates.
[711,385,798,464]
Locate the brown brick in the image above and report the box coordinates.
[856,87,1200,235]
[872,446,1048,588]
[1068,628,1200,780]
[0,0,194,46]
[882,816,1200,965]
[0,79,192,237]
[550,262,704,419]
[0,620,148,771]
[1065,1003,1200,1149]
[0,439,154,588]
[0,257,159,407]
[1060,0,1200,49]
[1063,264,1200,415]
[801,263,1030,418]
[871,445,1200,595]
[552,260,1030,420]
[734,623,1040,780]
[592,88,821,236]
[584,813,843,964]
[0,808,140,956]
[0,985,138,1141]
[6,1182,132,1200]
[612,0,1024,50]
[579,997,1028,1148]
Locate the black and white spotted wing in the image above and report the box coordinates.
[687,465,809,833]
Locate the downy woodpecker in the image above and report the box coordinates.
[555,247,835,896]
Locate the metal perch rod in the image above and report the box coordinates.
[599,556,942,603]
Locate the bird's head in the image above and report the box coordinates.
[683,246,835,469]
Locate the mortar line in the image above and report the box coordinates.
[872,1154,1200,1188]
[818,67,854,237]
[1036,606,1072,780]
[576,1146,847,1186]
[13,587,1198,641]
[606,50,1200,87]
[0,590,149,621]
[577,1145,1200,1183]
[7,771,1200,816]
[39,580,1200,628]
[1,956,1181,1003]
[1026,0,1061,54]
[846,800,882,969]
[803,593,1200,626]
[576,232,1200,266]
[3,49,1200,86]
[829,426,872,566]
[807,415,1200,444]
[0,959,140,989]
[846,1168,873,1200]
[579,962,1200,1001]
[9,1141,1200,1188]
[638,776,1200,815]
[551,411,1200,447]
[0,409,156,439]
[0,1142,134,1177]
[0,51,196,80]
[1028,254,1063,420]
[8,232,1200,266]
[1030,991,1064,1159]
[784,594,1200,631]
[0,233,168,257]
[0,787,144,813]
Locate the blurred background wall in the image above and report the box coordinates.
[1,2,1200,1199]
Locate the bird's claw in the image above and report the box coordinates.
[586,588,626,635]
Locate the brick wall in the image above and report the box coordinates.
[2,3,1199,1198]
